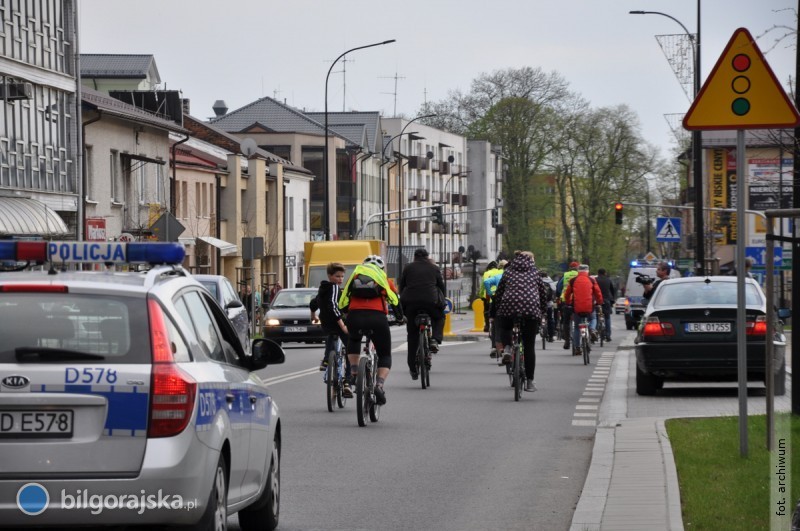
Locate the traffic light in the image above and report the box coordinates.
[431,205,443,225]
[614,202,623,225]
[491,208,499,228]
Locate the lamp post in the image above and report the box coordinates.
[323,39,395,241]
[380,130,419,249]
[395,114,436,273]
[630,6,702,274]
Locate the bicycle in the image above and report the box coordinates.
[510,317,526,401]
[323,334,348,412]
[595,305,606,348]
[540,314,548,350]
[576,313,592,365]
[414,313,433,389]
[355,329,380,427]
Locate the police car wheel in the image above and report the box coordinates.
[239,436,280,531]
[197,456,228,531]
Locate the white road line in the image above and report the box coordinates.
[576,404,599,410]
[263,367,319,385]
[574,412,598,417]
[572,420,596,426]
[578,397,601,403]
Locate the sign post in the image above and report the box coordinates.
[684,28,800,458]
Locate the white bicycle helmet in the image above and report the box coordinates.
[363,254,385,270]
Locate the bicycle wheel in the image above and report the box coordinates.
[513,345,523,401]
[540,322,546,350]
[582,334,591,365]
[356,357,369,427]
[326,350,337,412]
[368,363,380,423]
[336,350,346,409]
[417,331,428,390]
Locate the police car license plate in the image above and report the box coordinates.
[685,322,731,333]
[285,326,307,333]
[0,410,73,437]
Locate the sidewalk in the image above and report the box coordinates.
[570,333,794,531]
[441,309,487,342]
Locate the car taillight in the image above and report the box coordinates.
[147,299,196,438]
[642,317,675,337]
[746,316,767,336]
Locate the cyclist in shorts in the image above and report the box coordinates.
[339,255,403,405]
[310,262,352,397]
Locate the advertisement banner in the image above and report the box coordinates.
[709,149,729,244]
[85,218,106,242]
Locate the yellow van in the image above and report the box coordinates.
[303,240,386,288]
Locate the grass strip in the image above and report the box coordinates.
[666,414,799,530]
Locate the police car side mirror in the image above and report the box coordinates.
[226,299,244,310]
[249,339,286,371]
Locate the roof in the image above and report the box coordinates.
[183,115,313,177]
[82,87,188,134]
[80,54,160,82]
[306,111,382,153]
[208,96,356,146]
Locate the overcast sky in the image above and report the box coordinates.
[79,0,796,161]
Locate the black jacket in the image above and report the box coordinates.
[595,274,616,305]
[398,257,446,309]
[309,280,344,329]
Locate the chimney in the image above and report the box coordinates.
[212,100,228,117]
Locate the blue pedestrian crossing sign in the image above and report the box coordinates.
[655,217,681,242]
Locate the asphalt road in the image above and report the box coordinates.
[229,320,623,531]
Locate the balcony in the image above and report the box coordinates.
[417,189,429,201]
[408,189,418,202]
[408,220,428,233]
[440,161,450,174]
[460,195,468,207]
[408,155,429,170]
[431,159,441,172]
[451,193,461,206]
[431,190,442,202]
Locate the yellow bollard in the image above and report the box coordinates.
[471,299,485,332]
[443,312,453,336]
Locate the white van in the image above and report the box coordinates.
[623,264,681,329]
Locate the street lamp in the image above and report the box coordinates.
[323,39,395,241]
[442,170,469,274]
[380,130,418,248]
[630,7,703,274]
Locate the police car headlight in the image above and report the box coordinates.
[265,318,281,327]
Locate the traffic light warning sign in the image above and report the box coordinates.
[683,28,800,130]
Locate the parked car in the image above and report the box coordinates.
[0,241,285,529]
[615,297,628,314]
[262,288,327,344]
[634,276,786,396]
[194,273,251,354]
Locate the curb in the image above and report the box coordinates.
[657,419,686,531]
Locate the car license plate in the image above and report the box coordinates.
[285,326,307,333]
[0,410,73,438]
[685,322,731,333]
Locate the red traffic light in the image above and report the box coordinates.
[614,202,623,211]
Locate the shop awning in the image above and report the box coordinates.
[0,197,70,236]
[197,235,237,256]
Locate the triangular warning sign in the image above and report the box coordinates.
[657,219,678,239]
[683,28,800,130]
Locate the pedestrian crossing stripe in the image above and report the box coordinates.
[656,217,681,242]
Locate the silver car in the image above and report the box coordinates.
[0,240,284,529]
[194,274,251,354]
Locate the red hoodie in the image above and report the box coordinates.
[563,271,603,314]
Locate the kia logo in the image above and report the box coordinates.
[2,375,30,389]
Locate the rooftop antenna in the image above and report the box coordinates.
[325,54,355,111]
[379,71,405,117]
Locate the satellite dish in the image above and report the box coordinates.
[240,138,258,157]
[448,155,455,163]
[426,151,434,159]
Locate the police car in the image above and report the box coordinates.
[0,241,284,530]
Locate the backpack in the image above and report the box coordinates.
[350,272,382,299]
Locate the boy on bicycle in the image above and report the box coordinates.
[310,262,352,398]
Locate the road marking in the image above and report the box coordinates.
[572,352,615,428]
[263,367,319,385]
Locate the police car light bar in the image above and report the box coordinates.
[0,241,185,265]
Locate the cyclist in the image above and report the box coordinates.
[479,261,502,332]
[482,259,506,357]
[563,264,603,357]
[556,261,580,350]
[398,248,446,380]
[310,262,352,397]
[491,251,550,392]
[339,255,403,406]
[538,269,557,341]
[595,268,616,342]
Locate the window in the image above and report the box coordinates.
[176,291,225,362]
[288,197,294,231]
[195,182,201,217]
[137,162,146,204]
[156,163,164,204]
[165,317,191,363]
[303,198,308,231]
[109,150,119,202]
